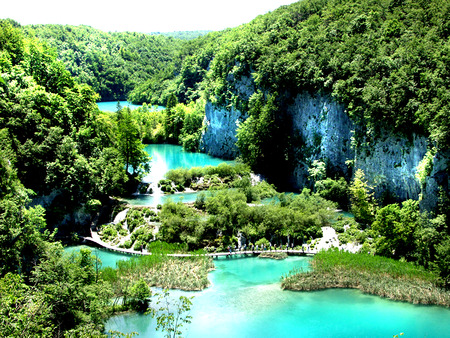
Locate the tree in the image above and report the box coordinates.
[0,273,53,337]
[236,92,286,177]
[349,169,376,226]
[308,160,326,190]
[372,200,420,259]
[31,243,112,334]
[129,278,151,311]
[316,177,349,209]
[149,289,193,338]
[116,108,150,176]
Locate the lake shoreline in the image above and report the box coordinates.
[281,251,450,307]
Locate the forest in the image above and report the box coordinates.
[0,0,449,335]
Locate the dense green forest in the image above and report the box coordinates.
[23,23,184,102]
[0,19,151,231]
[1,0,450,334]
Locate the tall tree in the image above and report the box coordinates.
[116,108,150,176]
[349,169,376,226]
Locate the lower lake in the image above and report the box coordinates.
[73,247,450,337]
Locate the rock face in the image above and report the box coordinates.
[421,150,450,210]
[287,92,354,188]
[199,101,246,159]
[200,91,445,207]
[355,133,427,201]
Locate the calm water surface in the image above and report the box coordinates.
[103,254,450,338]
[97,101,164,112]
[123,144,234,206]
[64,245,130,269]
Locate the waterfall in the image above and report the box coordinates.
[113,208,129,224]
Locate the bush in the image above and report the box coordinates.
[255,238,270,248]
[316,177,349,210]
[120,240,133,249]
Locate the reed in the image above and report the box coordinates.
[281,250,450,307]
[109,242,213,292]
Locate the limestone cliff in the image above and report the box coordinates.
[287,92,354,189]
[199,102,246,159]
[200,91,448,207]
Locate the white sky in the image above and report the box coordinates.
[2,0,299,33]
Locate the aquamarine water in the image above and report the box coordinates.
[104,254,450,338]
[143,144,235,183]
[64,245,131,269]
[123,144,234,206]
[97,101,164,112]
[124,191,202,206]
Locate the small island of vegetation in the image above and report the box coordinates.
[282,249,450,307]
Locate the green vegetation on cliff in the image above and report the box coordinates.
[201,0,450,147]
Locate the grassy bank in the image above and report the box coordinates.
[281,250,450,307]
[101,241,214,315]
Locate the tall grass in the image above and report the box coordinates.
[281,249,450,307]
[103,241,213,293]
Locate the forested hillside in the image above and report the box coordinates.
[23,24,184,102]
[132,0,450,148]
[0,19,149,232]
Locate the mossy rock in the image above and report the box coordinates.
[258,252,288,260]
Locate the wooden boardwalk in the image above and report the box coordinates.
[81,234,316,258]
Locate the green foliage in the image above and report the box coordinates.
[149,289,193,338]
[27,243,112,334]
[236,92,291,179]
[129,278,151,311]
[117,107,151,176]
[349,169,376,225]
[255,237,270,248]
[0,192,46,276]
[372,200,420,259]
[164,163,251,192]
[0,273,53,337]
[415,147,437,185]
[0,21,147,233]
[23,24,183,102]
[316,177,349,209]
[158,200,202,248]
[162,187,334,250]
[308,160,326,188]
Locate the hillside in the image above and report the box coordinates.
[24,0,450,207]
[23,24,184,102]
[153,0,449,206]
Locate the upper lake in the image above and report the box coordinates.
[122,144,235,206]
[97,101,165,112]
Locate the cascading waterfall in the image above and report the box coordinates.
[113,208,129,224]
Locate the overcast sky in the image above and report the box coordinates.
[3,0,298,33]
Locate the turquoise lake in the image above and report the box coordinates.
[97,101,164,112]
[96,249,450,338]
[123,144,234,206]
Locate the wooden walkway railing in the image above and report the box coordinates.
[81,234,316,258]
